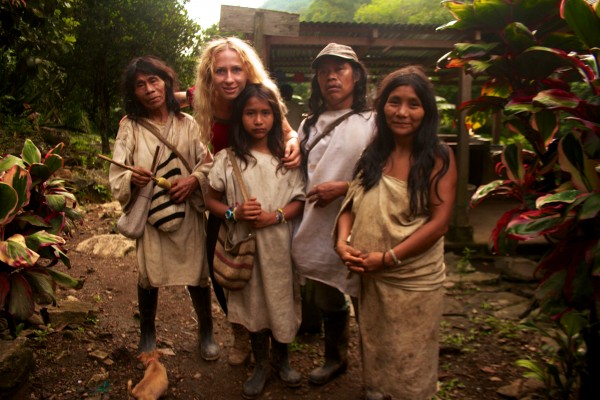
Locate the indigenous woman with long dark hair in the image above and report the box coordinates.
[336,66,457,400]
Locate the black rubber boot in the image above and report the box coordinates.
[188,285,221,361]
[242,331,271,399]
[308,309,349,385]
[137,285,158,354]
[271,338,302,388]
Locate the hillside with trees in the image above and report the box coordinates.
[262,0,453,23]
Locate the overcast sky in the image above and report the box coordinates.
[185,0,266,29]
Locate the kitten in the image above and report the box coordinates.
[127,350,168,400]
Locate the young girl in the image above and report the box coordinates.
[205,83,305,399]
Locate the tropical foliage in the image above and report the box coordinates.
[63,0,203,153]
[437,0,599,396]
[0,0,207,154]
[0,0,78,117]
[0,140,83,333]
[518,310,589,400]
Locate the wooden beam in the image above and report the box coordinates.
[220,5,299,37]
[268,35,457,49]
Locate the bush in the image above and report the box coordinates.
[0,140,84,335]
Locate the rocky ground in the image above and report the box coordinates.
[0,201,550,400]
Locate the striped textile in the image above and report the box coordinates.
[147,150,185,231]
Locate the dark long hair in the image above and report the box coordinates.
[354,66,450,217]
[300,59,369,170]
[229,83,285,171]
[120,56,181,121]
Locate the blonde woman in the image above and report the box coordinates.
[178,37,301,366]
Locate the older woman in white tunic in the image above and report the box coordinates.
[109,56,219,361]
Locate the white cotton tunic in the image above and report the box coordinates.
[208,149,305,343]
[291,110,375,298]
[109,113,210,289]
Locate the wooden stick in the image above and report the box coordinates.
[97,154,153,178]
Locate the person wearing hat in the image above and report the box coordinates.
[292,42,375,385]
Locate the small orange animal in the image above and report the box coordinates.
[127,350,168,399]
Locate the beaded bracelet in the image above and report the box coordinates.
[225,207,234,222]
[275,208,286,224]
[225,206,238,222]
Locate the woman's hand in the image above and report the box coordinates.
[169,176,198,203]
[307,181,348,208]
[131,167,153,187]
[342,251,387,274]
[235,198,262,222]
[282,136,301,169]
[336,242,363,271]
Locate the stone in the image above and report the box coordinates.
[44,299,98,327]
[443,297,466,316]
[89,349,110,361]
[75,234,135,258]
[497,378,521,398]
[0,336,34,393]
[497,378,545,399]
[493,302,531,321]
[497,257,539,283]
[98,201,122,220]
[446,271,501,285]
[87,369,109,386]
[470,291,530,311]
[99,200,122,214]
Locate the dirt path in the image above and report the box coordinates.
[14,202,544,399]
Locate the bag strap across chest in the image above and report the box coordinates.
[137,115,193,174]
[226,148,250,201]
[305,110,356,156]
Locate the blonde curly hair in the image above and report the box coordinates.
[193,36,287,144]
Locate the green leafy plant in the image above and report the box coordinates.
[457,247,477,274]
[288,338,308,353]
[517,311,589,399]
[31,324,55,344]
[436,377,466,399]
[437,0,599,396]
[0,139,84,335]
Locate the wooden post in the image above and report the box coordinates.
[253,12,266,62]
[220,5,299,66]
[447,70,474,243]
